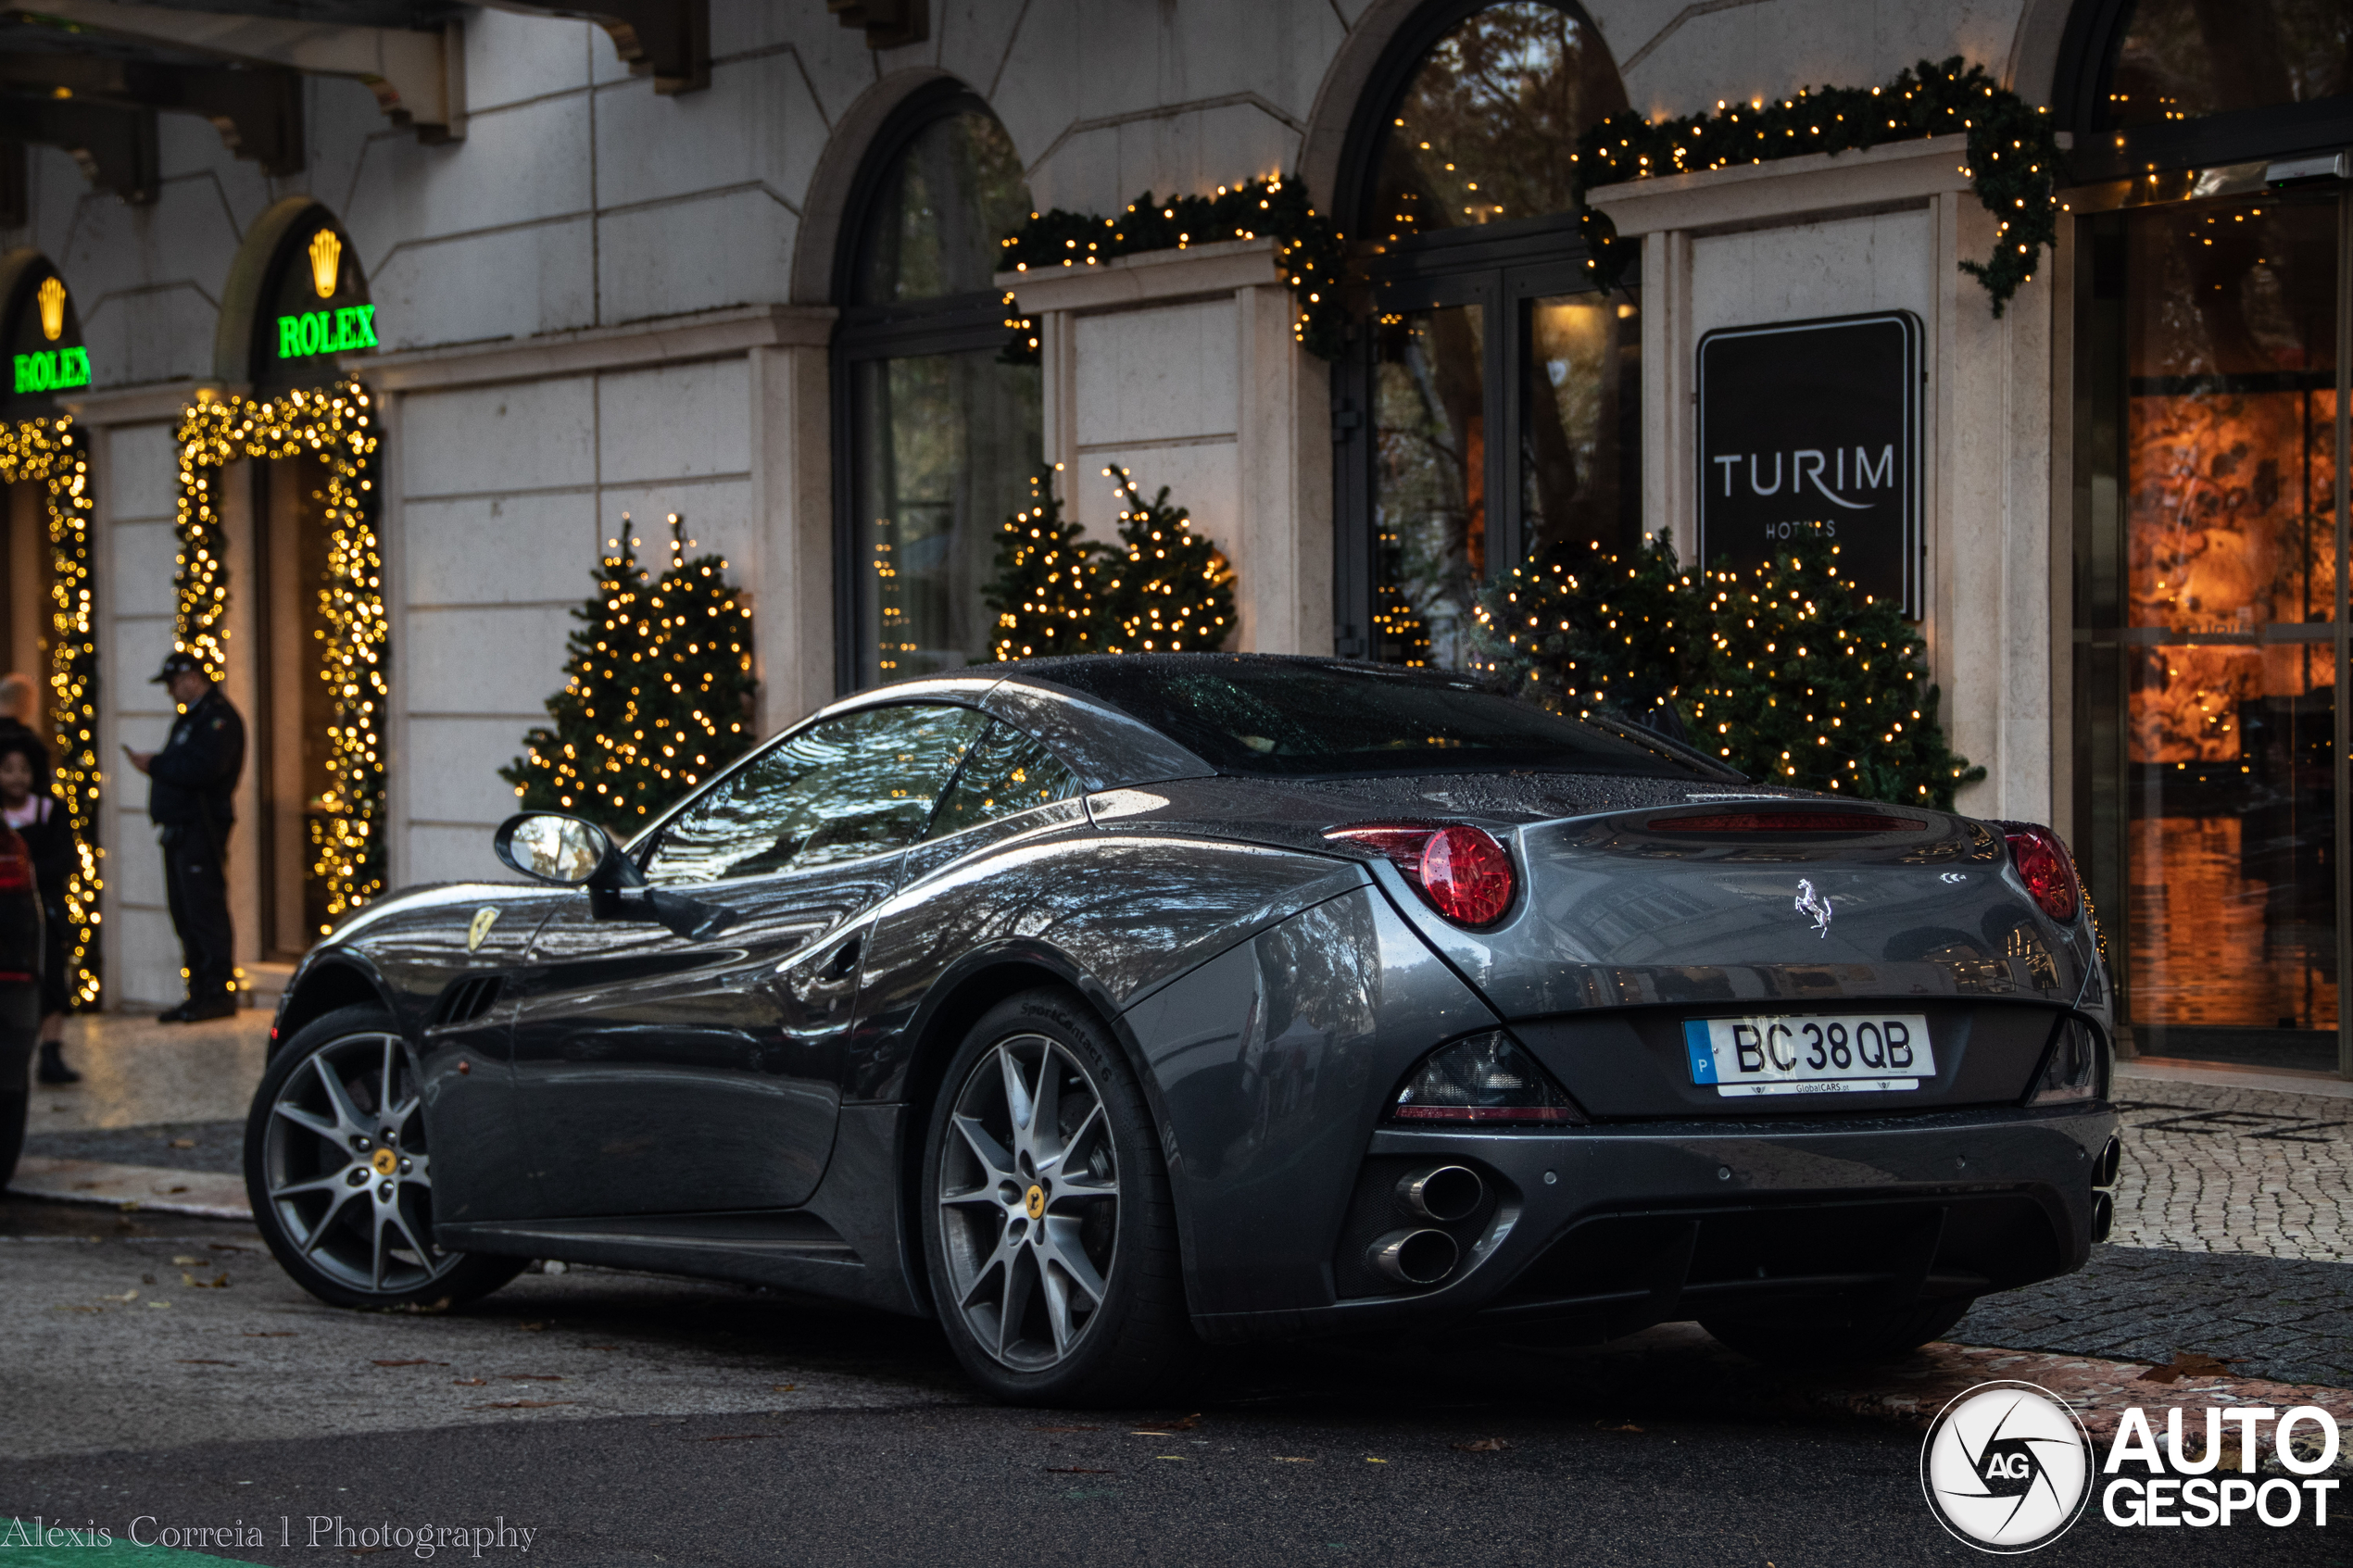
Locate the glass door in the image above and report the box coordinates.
[2076,180,2352,1075]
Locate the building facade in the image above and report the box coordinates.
[0,0,2347,1076]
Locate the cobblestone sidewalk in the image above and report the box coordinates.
[2107,1074,2350,1262]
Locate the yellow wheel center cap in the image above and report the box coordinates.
[371,1148,397,1177]
[1024,1184,1045,1220]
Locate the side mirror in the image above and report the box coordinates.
[494,812,635,888]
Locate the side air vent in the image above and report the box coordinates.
[429,974,504,1029]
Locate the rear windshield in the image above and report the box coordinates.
[1035,659,1725,780]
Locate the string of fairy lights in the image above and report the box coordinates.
[1575,56,2058,315]
[996,175,1349,360]
[174,380,386,931]
[0,415,101,1006]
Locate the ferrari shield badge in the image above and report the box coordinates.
[1793,879,1833,939]
[468,906,500,954]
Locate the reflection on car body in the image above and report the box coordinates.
[245,654,2120,1405]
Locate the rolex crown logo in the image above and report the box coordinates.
[308,228,342,299]
[35,276,65,342]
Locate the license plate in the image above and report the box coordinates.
[1683,1014,1935,1097]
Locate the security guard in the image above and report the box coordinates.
[125,651,245,1022]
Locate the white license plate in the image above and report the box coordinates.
[1683,1014,1936,1097]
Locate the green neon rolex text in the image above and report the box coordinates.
[12,346,91,395]
[276,304,379,358]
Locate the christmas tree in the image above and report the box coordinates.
[502,513,758,834]
[1096,465,1236,654]
[985,470,1099,661]
[1474,535,1982,809]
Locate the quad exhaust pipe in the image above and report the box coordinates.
[1366,1165,1488,1286]
[1368,1227,1459,1286]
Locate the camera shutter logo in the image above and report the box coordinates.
[1920,1381,2093,1552]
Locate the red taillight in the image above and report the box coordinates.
[1649,810,1925,834]
[1999,821,2080,922]
[1327,823,1516,927]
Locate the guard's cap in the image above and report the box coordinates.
[150,650,206,684]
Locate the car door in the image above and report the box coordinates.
[505,702,988,1219]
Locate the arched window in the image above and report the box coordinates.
[1332,1,1633,670]
[834,89,1039,690]
[2058,0,2353,179]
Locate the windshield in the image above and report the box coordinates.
[1031,658,1727,780]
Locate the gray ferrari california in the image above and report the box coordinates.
[244,654,2118,1404]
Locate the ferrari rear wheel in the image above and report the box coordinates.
[921,986,1195,1405]
[245,1004,522,1311]
[1701,1294,1977,1365]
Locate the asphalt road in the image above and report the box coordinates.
[4,1197,2344,1568]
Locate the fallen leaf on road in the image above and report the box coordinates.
[451,1379,488,1386]
[1598,1423,1644,1433]
[172,1255,201,1265]
[2139,1352,2244,1385]
[464,1400,573,1410]
[145,1301,170,1310]
[54,1304,100,1313]
[771,1385,798,1393]
[100,1289,137,1301]
[386,1297,451,1315]
[170,1139,195,1148]
[176,1359,238,1366]
[371,1360,447,1368]
[501,1374,564,1381]
[182,1272,229,1288]
[1453,1438,1509,1452]
[1365,1458,1388,1464]
[1045,1467,1115,1474]
[1274,1457,1313,1463]
[162,1185,190,1195]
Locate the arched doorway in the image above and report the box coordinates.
[831,83,1040,690]
[2062,0,2353,1073]
[180,198,385,963]
[1329,0,1636,668]
[0,251,99,1007]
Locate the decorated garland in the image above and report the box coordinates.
[175,381,386,931]
[0,415,101,1005]
[998,176,1350,359]
[1575,56,2057,316]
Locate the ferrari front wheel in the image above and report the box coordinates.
[245,1004,522,1311]
[921,986,1196,1406]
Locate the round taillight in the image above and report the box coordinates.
[2005,826,2079,922]
[1418,825,1515,927]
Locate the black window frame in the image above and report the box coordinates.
[2054,0,2353,184]
[1327,0,1640,660]
[829,82,1029,696]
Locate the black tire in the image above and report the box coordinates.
[1702,1295,1977,1365]
[919,985,1197,1406]
[245,1003,523,1311]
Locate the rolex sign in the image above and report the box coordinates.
[1696,311,1921,615]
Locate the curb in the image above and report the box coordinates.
[8,1156,253,1221]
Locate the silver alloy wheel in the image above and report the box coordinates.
[936,1032,1121,1371]
[261,1031,458,1295]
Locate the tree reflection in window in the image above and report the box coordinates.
[648,705,987,884]
[2104,0,2351,129]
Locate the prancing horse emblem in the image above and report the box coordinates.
[1793,879,1833,939]
[468,907,499,954]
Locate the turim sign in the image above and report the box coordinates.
[1696,311,1922,615]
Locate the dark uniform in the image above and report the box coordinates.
[148,671,245,1015]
